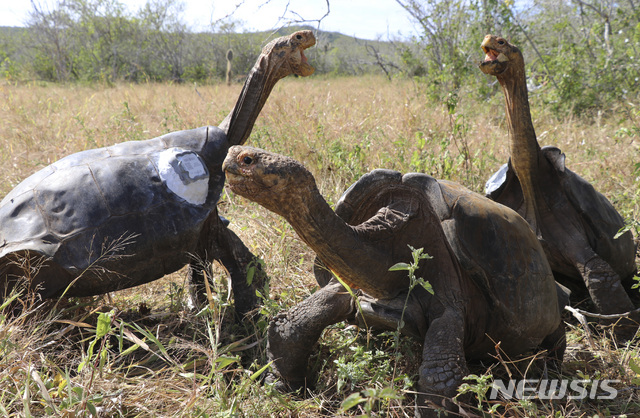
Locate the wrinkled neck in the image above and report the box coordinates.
[498,67,543,232]
[498,70,540,166]
[219,55,284,146]
[280,187,403,299]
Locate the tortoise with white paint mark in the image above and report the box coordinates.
[479,35,638,326]
[0,31,315,316]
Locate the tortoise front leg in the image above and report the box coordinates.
[189,211,268,318]
[416,308,468,418]
[267,280,356,391]
[578,253,636,316]
[215,222,268,317]
[576,252,639,337]
[543,221,637,323]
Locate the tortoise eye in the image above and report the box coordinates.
[296,34,302,40]
[498,40,505,45]
[242,156,253,165]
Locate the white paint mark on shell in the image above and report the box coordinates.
[485,163,507,195]
[157,148,209,205]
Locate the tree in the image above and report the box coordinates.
[26,0,77,81]
[138,0,189,81]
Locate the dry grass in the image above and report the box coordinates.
[0,75,639,417]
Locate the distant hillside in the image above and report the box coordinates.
[0,23,406,83]
[0,26,28,32]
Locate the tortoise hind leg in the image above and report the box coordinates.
[0,251,75,316]
[1,251,74,300]
[537,283,569,372]
[538,322,566,373]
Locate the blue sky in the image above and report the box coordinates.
[0,0,417,40]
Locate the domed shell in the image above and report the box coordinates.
[485,146,636,280]
[335,170,552,295]
[0,126,229,297]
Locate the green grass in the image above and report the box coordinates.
[0,75,639,416]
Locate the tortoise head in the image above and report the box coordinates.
[262,30,316,79]
[479,34,524,78]
[223,146,316,217]
[221,30,315,146]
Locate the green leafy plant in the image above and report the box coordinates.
[389,245,434,345]
[630,358,640,386]
[334,347,390,393]
[340,386,404,417]
[78,310,114,374]
[456,373,501,414]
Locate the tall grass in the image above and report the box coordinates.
[0,76,639,416]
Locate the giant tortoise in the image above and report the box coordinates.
[479,34,638,323]
[0,31,316,316]
[223,145,566,416]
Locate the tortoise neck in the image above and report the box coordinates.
[282,186,405,299]
[498,68,540,170]
[498,66,543,231]
[219,54,283,146]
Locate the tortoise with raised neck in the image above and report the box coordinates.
[479,34,638,324]
[0,30,315,317]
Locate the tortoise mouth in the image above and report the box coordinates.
[224,170,243,183]
[223,162,250,185]
[479,46,508,75]
[223,155,262,200]
[224,171,253,199]
[291,30,316,77]
[222,157,243,183]
[482,46,509,64]
[295,49,314,77]
[483,46,499,63]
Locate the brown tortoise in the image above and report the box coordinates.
[223,145,566,416]
[0,31,315,317]
[479,34,638,324]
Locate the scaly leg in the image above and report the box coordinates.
[576,253,639,338]
[189,211,268,318]
[266,280,356,391]
[538,322,566,373]
[578,253,637,319]
[415,308,468,418]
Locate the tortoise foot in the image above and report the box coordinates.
[580,256,636,318]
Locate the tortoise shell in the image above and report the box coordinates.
[322,168,560,350]
[485,146,637,280]
[0,126,228,297]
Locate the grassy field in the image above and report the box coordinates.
[0,75,639,417]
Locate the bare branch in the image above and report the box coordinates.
[565,305,640,320]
